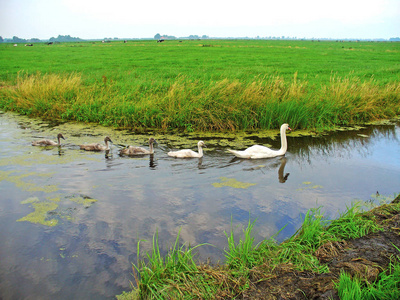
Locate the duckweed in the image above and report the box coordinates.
[212,177,257,189]
[297,181,324,191]
[18,194,98,226]
[17,201,59,226]
[0,170,58,193]
[69,196,98,208]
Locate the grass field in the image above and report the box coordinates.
[1,39,399,131]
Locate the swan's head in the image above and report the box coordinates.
[104,136,113,143]
[58,133,65,140]
[282,123,292,131]
[149,137,157,144]
[198,141,206,148]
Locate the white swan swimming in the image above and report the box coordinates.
[80,136,113,151]
[32,133,65,146]
[119,137,156,155]
[168,141,206,158]
[228,123,291,159]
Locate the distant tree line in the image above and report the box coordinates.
[1,34,398,44]
[0,36,41,43]
[49,35,83,42]
[154,33,209,40]
[0,35,83,43]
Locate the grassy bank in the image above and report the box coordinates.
[1,40,399,131]
[117,196,400,299]
[1,72,399,131]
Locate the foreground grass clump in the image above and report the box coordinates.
[1,72,399,131]
[129,230,244,299]
[337,256,400,300]
[118,202,389,299]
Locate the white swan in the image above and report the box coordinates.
[119,137,156,155]
[80,136,113,151]
[168,141,206,158]
[228,123,291,159]
[32,133,65,146]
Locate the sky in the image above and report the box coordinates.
[1,0,399,40]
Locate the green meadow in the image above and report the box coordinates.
[0,39,399,131]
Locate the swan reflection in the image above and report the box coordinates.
[278,157,290,183]
[149,154,157,169]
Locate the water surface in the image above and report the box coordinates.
[0,112,399,299]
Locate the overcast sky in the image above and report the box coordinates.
[1,0,399,40]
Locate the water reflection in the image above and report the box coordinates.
[278,157,290,183]
[0,112,399,300]
[290,125,399,163]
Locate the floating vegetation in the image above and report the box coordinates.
[17,201,59,226]
[69,196,98,208]
[0,170,58,193]
[297,181,324,191]
[21,197,40,204]
[0,148,100,167]
[212,177,257,189]
[17,194,98,226]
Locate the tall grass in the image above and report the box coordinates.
[132,229,241,299]
[1,71,399,131]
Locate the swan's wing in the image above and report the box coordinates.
[94,144,106,151]
[168,149,199,158]
[129,146,150,155]
[119,146,130,155]
[80,143,103,151]
[228,145,281,159]
[245,145,274,154]
[32,139,57,146]
[80,143,94,150]
[227,149,252,159]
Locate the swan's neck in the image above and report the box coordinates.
[149,142,154,153]
[105,140,110,150]
[197,145,203,157]
[279,127,288,154]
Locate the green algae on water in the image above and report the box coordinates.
[17,201,59,226]
[0,149,100,167]
[18,194,98,226]
[21,197,40,204]
[0,170,58,193]
[69,196,98,208]
[297,181,323,191]
[212,177,257,189]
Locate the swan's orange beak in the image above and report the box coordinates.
[288,126,292,131]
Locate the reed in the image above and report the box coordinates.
[1,40,399,131]
[1,71,398,131]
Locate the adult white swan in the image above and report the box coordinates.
[32,133,65,146]
[168,141,206,158]
[228,123,291,159]
[119,137,156,155]
[80,136,113,151]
